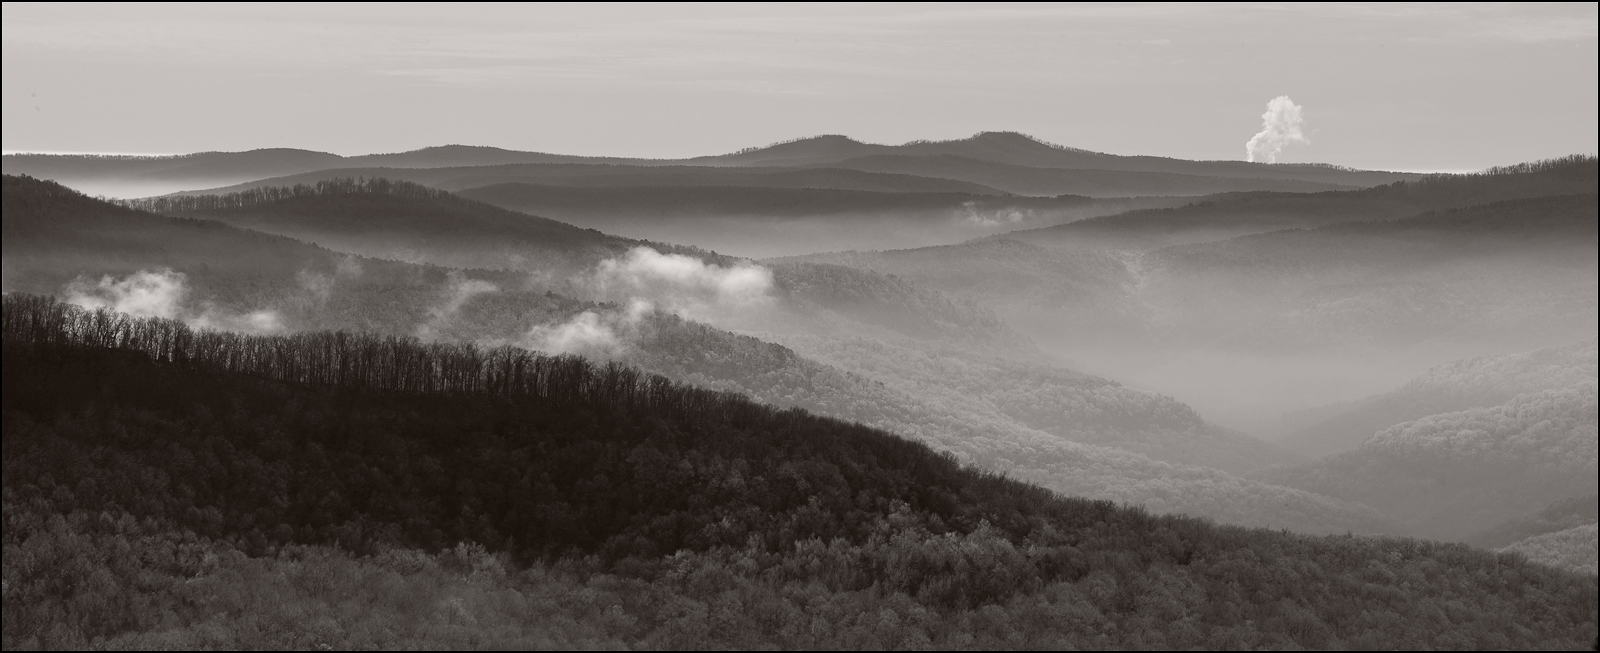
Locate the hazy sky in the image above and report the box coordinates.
[3,3,1596,170]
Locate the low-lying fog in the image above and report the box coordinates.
[1032,339,1501,439]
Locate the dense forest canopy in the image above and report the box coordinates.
[4,295,1596,649]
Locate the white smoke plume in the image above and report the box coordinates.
[1245,95,1310,163]
[588,247,774,321]
[63,269,284,335]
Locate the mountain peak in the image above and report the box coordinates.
[716,134,878,164]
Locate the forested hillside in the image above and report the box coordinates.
[4,296,1594,650]
[1256,384,1599,541]
[2,174,574,337]
[1500,525,1600,576]
[119,177,1026,347]
[0,174,1392,535]
[121,176,722,280]
[621,315,1384,535]
[771,239,1144,339]
[1281,340,1599,457]
[749,332,1298,475]
[1471,495,1600,549]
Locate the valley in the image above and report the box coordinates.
[4,137,1595,649]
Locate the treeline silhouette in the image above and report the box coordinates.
[3,293,781,418]
[4,295,1597,649]
[120,177,462,214]
[1478,154,1598,178]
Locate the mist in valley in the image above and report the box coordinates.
[3,3,1597,649]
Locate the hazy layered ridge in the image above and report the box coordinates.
[145,169,1190,259]
[800,154,1359,196]
[1281,340,1599,457]
[456,185,1191,257]
[702,132,1417,187]
[993,155,1599,251]
[3,131,1416,200]
[1256,384,1599,541]
[778,164,1598,435]
[1471,495,1599,549]
[1137,194,1599,351]
[118,179,1024,348]
[170,162,1013,196]
[0,174,1387,535]
[122,178,717,283]
[1498,524,1600,576]
[113,177,1317,477]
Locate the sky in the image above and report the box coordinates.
[3,2,1596,171]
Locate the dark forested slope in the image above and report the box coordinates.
[3,297,1594,650]
[1,174,573,335]
[121,177,713,279]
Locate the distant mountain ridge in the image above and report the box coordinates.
[3,131,1419,199]
[992,154,1600,251]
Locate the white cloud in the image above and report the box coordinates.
[588,247,774,321]
[62,269,284,335]
[63,268,186,319]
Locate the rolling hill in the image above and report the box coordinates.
[454,183,1164,255]
[5,297,1593,649]
[701,132,1417,187]
[1279,340,1599,457]
[2,174,1383,536]
[1138,193,1600,351]
[995,155,1598,251]
[174,162,1011,196]
[810,153,1358,196]
[4,131,1417,201]
[1254,383,1599,541]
